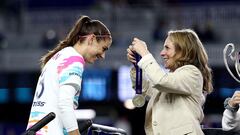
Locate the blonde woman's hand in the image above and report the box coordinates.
[127,45,136,64]
[130,38,150,57]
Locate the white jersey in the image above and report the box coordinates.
[27,47,85,135]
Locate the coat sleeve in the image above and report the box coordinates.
[222,109,240,131]
[138,54,203,95]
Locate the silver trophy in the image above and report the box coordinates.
[223,43,240,83]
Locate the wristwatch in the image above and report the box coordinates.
[224,97,239,113]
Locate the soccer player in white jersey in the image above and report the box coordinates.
[26,15,112,135]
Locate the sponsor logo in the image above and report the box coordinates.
[33,101,46,107]
[69,72,80,77]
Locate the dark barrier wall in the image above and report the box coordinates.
[203,128,240,135]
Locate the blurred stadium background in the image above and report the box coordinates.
[0,0,240,134]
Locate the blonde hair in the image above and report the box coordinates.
[168,29,213,94]
[40,15,111,68]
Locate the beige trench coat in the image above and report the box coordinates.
[131,54,205,135]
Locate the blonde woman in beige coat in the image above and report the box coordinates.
[127,29,213,135]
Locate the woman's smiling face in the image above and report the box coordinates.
[160,36,176,70]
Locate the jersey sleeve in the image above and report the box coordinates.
[58,85,79,132]
[57,56,85,90]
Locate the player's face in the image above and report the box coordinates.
[85,39,112,64]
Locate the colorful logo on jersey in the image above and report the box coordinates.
[57,56,85,74]
[58,56,84,84]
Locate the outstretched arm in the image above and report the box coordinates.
[222,91,240,131]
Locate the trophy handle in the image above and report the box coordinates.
[223,43,240,83]
[235,51,240,78]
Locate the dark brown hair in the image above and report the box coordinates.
[40,15,111,68]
